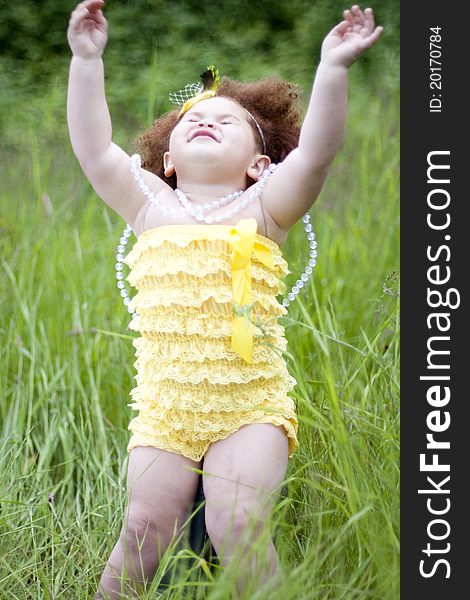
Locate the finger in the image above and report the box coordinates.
[350,4,365,25]
[70,10,97,30]
[348,6,364,34]
[351,4,365,21]
[354,4,371,35]
[74,0,105,17]
[69,7,89,31]
[331,19,352,35]
[70,4,104,26]
[343,9,353,23]
[95,11,107,26]
[87,1,105,14]
[363,7,375,35]
[94,12,108,32]
[83,10,104,24]
[362,25,384,49]
[77,0,105,9]
[71,5,94,22]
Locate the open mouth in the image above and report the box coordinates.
[189,130,219,142]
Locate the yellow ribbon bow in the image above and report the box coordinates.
[229,218,275,363]
[178,90,216,117]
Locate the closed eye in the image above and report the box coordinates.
[219,113,240,125]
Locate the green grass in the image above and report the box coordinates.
[0,83,399,599]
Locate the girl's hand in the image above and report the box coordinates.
[321,5,383,68]
[67,0,108,59]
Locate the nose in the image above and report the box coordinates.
[197,118,215,128]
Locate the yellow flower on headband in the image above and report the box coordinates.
[169,66,221,117]
[200,65,221,91]
[178,90,216,117]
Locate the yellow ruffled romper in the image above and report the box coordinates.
[123,218,299,461]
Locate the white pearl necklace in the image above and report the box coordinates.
[117,154,318,315]
[175,187,244,218]
[130,153,277,225]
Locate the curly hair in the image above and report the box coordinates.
[133,76,303,189]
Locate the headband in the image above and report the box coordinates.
[169,66,267,155]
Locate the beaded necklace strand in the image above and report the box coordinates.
[115,154,318,318]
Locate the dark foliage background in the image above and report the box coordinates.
[0,0,399,151]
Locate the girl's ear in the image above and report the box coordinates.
[246,154,271,182]
[163,151,175,177]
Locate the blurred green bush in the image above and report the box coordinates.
[0,0,399,149]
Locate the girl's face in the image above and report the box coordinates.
[163,97,263,183]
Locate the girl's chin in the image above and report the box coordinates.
[176,151,241,170]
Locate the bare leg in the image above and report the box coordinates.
[202,423,289,597]
[95,446,202,599]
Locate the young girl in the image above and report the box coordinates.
[67,2,382,598]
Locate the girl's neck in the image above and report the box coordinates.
[172,158,255,198]
[174,174,252,202]
[176,182,243,200]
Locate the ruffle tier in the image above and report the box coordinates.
[127,281,285,313]
[132,356,294,386]
[128,309,287,339]
[126,251,287,293]
[132,332,288,362]
[123,224,299,461]
[124,225,289,275]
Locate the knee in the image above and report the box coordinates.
[121,506,178,551]
[205,503,263,549]
[122,511,155,541]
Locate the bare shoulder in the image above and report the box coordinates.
[78,142,171,227]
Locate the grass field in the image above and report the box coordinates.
[0,80,399,599]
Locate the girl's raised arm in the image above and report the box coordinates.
[67,0,165,228]
[260,5,383,232]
